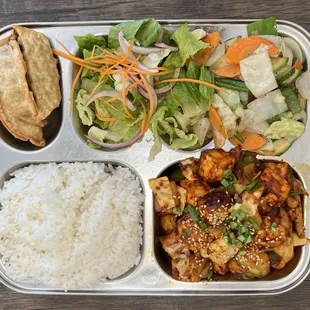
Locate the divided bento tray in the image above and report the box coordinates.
[0,19,310,296]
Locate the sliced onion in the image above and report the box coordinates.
[155,68,180,94]
[280,42,293,66]
[87,90,136,111]
[118,31,162,55]
[282,37,304,63]
[258,35,282,48]
[296,69,310,100]
[86,130,143,149]
[139,83,158,112]
[206,42,225,66]
[154,43,178,52]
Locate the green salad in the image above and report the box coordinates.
[54,17,309,159]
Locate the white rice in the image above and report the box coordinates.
[0,162,144,290]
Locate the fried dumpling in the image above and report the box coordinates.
[0,41,39,125]
[0,105,45,147]
[13,26,61,122]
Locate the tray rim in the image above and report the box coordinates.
[0,18,310,296]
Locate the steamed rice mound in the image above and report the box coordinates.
[0,162,144,290]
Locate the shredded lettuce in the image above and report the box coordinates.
[240,51,278,98]
[75,90,94,126]
[212,94,237,138]
[264,117,305,139]
[164,24,209,68]
[247,89,288,123]
[108,18,160,49]
[74,34,106,51]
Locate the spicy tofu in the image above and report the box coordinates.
[172,254,212,282]
[260,167,291,206]
[255,216,287,248]
[149,177,187,215]
[264,162,289,179]
[271,238,294,270]
[228,249,270,278]
[213,262,228,276]
[197,190,232,225]
[198,149,236,183]
[177,214,210,252]
[180,179,211,206]
[201,237,239,265]
[160,232,189,259]
[180,157,200,181]
[159,215,176,235]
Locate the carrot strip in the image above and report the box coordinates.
[226,36,279,64]
[95,114,118,121]
[212,64,241,78]
[89,75,106,98]
[229,131,266,150]
[140,74,154,128]
[293,59,303,70]
[104,101,130,119]
[70,66,83,112]
[56,40,73,55]
[121,69,135,120]
[208,32,221,55]
[154,78,225,92]
[209,106,227,139]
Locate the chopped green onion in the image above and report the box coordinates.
[221,179,231,188]
[234,132,245,143]
[240,226,249,235]
[233,203,242,211]
[231,209,239,218]
[175,207,181,213]
[197,219,208,230]
[239,251,246,255]
[245,179,258,192]
[271,222,278,228]
[230,222,238,230]
[223,169,233,178]
[241,274,250,280]
[236,241,243,248]
[289,190,300,196]
[184,205,199,221]
[248,217,260,230]
[248,183,262,193]
[170,169,184,181]
[238,235,246,242]
[238,155,256,168]
[238,211,247,220]
[207,270,213,280]
[182,230,192,238]
[245,235,252,244]
[213,215,219,224]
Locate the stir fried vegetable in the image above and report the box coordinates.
[150,147,310,282]
[53,17,307,159]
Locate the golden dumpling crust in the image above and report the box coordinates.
[13,25,61,122]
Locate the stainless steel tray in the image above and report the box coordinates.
[0,19,310,296]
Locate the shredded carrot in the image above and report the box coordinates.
[154,78,225,92]
[95,114,118,121]
[120,69,135,120]
[104,80,143,104]
[140,74,154,128]
[56,40,73,55]
[89,74,106,98]
[104,101,129,119]
[70,66,83,112]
